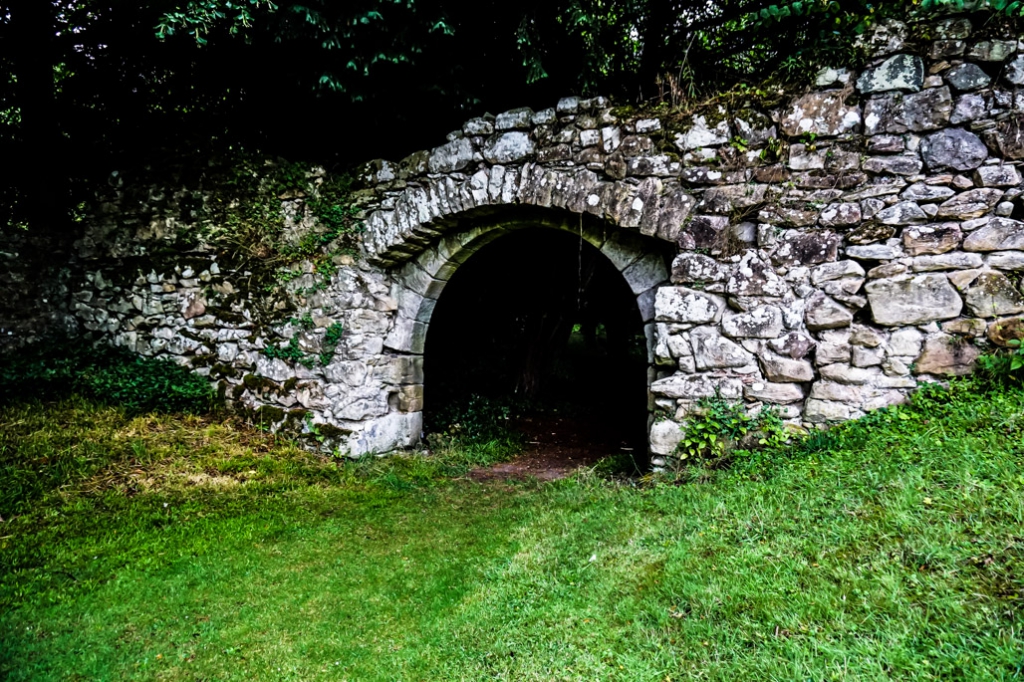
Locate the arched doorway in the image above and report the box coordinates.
[422,226,650,468]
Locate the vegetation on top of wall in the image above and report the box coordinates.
[189,155,364,282]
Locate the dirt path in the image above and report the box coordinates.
[467,414,639,481]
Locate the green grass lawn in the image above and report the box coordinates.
[1,382,1023,681]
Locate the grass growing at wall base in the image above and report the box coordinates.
[1,379,1024,680]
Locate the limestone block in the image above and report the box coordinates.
[863,87,952,134]
[852,346,885,367]
[941,318,988,337]
[758,352,814,382]
[850,326,884,347]
[988,316,1024,346]
[973,165,1022,188]
[902,223,963,255]
[678,215,728,250]
[1005,54,1024,85]
[654,287,724,324]
[482,132,535,164]
[847,222,895,245]
[670,253,725,284]
[804,291,853,331]
[819,203,862,227]
[673,111,731,150]
[325,360,370,387]
[699,184,767,214]
[626,155,680,177]
[963,272,1024,317]
[865,274,963,325]
[857,54,924,93]
[862,389,907,412]
[936,188,1004,219]
[950,92,988,124]
[428,138,474,173]
[921,128,989,172]
[846,239,905,260]
[383,316,427,353]
[690,327,754,369]
[804,398,853,422]
[780,90,861,137]
[772,231,842,267]
[862,155,924,176]
[347,411,422,456]
[622,253,669,294]
[727,252,788,297]
[867,134,905,153]
[913,333,980,376]
[945,62,991,91]
[463,117,494,136]
[901,183,955,202]
[810,381,864,402]
[876,201,928,225]
[987,251,1024,270]
[744,381,806,404]
[888,327,924,356]
[651,374,743,400]
[967,40,1015,61]
[910,252,984,271]
[721,306,785,339]
[767,331,816,359]
[963,217,1024,251]
[811,260,866,286]
[650,419,684,456]
[818,363,880,385]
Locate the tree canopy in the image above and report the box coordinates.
[2,0,1022,231]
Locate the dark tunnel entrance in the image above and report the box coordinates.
[423,227,650,470]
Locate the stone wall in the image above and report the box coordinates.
[7,13,1024,465]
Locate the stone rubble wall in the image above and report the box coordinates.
[7,13,1024,465]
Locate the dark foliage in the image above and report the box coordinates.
[0,337,215,415]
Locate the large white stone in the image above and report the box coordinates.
[865,274,963,325]
[654,287,724,324]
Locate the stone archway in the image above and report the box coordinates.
[371,207,672,455]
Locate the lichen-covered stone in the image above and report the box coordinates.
[670,253,724,284]
[857,54,924,93]
[913,333,979,376]
[654,287,723,324]
[780,91,861,137]
[865,274,963,325]
[973,164,1022,187]
[921,128,989,172]
[902,223,962,255]
[945,63,991,91]
[722,306,785,339]
[482,132,535,164]
[804,291,853,330]
[963,272,1024,317]
[863,87,952,134]
[936,188,1005,219]
[963,217,1024,251]
[690,327,754,369]
[727,252,788,297]
[673,111,731,150]
[988,316,1024,346]
[759,352,814,382]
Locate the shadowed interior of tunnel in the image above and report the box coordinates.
[423,227,650,467]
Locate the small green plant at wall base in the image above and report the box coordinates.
[977,338,1024,383]
[675,394,792,464]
